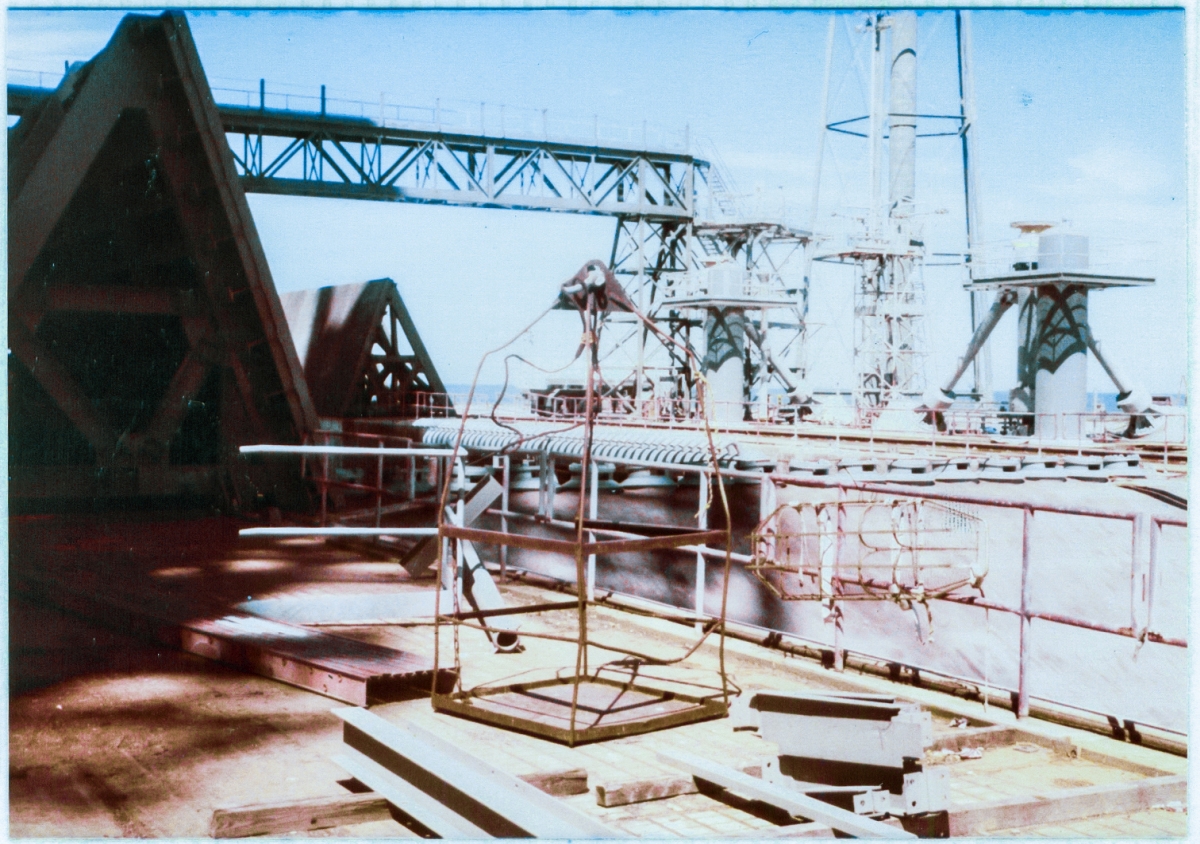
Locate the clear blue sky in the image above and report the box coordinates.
[7,9,1187,395]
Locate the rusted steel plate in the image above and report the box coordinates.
[181,614,452,704]
[433,676,727,745]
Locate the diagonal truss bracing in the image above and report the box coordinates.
[221,106,702,218]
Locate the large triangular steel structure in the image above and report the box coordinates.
[8,12,318,507]
[280,279,449,419]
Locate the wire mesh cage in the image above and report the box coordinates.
[748,498,988,609]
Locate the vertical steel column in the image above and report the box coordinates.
[1130,514,1150,635]
[888,11,918,221]
[1017,507,1033,718]
[320,439,330,527]
[634,213,647,406]
[833,486,846,671]
[496,454,510,581]
[695,470,709,632]
[484,144,495,199]
[956,10,990,396]
[586,460,598,601]
[868,16,887,230]
[375,445,384,527]
[538,449,549,518]
[454,462,464,591]
[1146,517,1160,639]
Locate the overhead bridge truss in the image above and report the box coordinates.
[11,85,700,218]
[9,88,704,219]
[223,106,703,218]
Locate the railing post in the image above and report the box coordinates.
[586,460,598,601]
[375,444,384,527]
[833,486,846,671]
[695,469,709,632]
[1131,514,1150,636]
[320,431,330,526]
[1146,517,1160,639]
[497,454,510,580]
[1016,506,1033,718]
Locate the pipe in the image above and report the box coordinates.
[868,15,887,226]
[240,526,439,537]
[809,15,837,235]
[926,289,1017,409]
[744,320,802,397]
[1082,330,1130,396]
[956,11,989,397]
[888,10,918,220]
[241,444,455,457]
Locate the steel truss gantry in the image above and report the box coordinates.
[605,219,812,406]
[10,84,704,218]
[220,105,702,219]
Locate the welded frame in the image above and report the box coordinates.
[432,674,728,745]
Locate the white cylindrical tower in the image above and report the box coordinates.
[888,10,918,220]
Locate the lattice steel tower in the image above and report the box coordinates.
[853,11,927,412]
[813,11,948,418]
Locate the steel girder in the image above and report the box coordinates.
[279,279,448,419]
[223,107,702,218]
[8,12,317,506]
[12,87,704,220]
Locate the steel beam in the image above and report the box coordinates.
[333,707,618,838]
[331,749,491,839]
[657,748,916,839]
[12,85,703,221]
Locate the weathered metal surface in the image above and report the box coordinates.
[331,748,492,839]
[334,707,618,838]
[279,279,448,419]
[446,434,1187,735]
[8,12,317,507]
[749,690,947,815]
[182,613,449,705]
[947,774,1187,837]
[12,562,450,705]
[239,592,456,625]
[433,675,728,745]
[657,748,916,839]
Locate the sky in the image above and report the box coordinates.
[6,9,1188,396]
